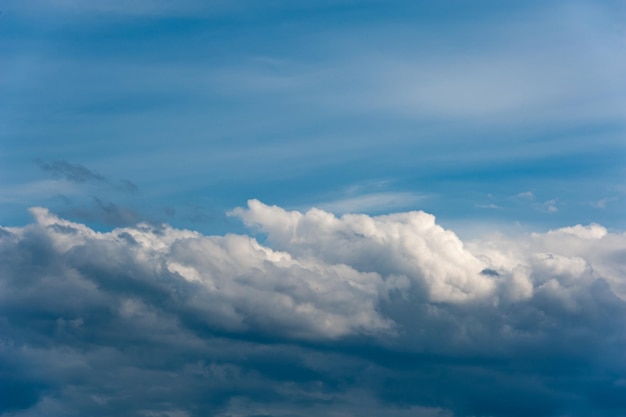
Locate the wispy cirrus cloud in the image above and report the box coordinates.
[475,203,502,209]
[36,159,139,194]
[309,191,428,214]
[65,197,143,227]
[36,159,106,184]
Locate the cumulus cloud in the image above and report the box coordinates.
[5,205,390,340]
[1,200,626,416]
[233,200,495,304]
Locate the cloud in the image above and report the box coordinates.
[119,179,140,194]
[66,197,143,227]
[475,203,501,209]
[233,200,494,303]
[4,205,391,340]
[36,159,139,194]
[516,191,535,199]
[339,3,626,129]
[36,159,106,184]
[591,197,618,209]
[2,201,626,416]
[310,191,428,214]
[539,199,559,213]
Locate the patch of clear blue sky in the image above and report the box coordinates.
[1,0,625,235]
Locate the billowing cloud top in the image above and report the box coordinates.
[1,201,626,416]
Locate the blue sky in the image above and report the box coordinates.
[2,1,626,417]
[2,0,625,235]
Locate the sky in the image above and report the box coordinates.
[1,1,626,416]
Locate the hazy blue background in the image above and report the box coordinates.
[2,0,625,236]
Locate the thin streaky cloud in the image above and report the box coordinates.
[36,159,106,184]
[36,159,140,194]
[309,191,428,214]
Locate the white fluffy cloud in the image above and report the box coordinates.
[231,200,626,357]
[234,200,495,303]
[3,201,626,344]
[235,200,626,306]
[7,206,391,341]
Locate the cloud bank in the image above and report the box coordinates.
[1,200,625,416]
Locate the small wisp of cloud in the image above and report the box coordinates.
[36,158,106,183]
[475,203,502,209]
[590,197,617,209]
[36,159,140,194]
[515,191,535,200]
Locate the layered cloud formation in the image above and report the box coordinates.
[1,201,625,416]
